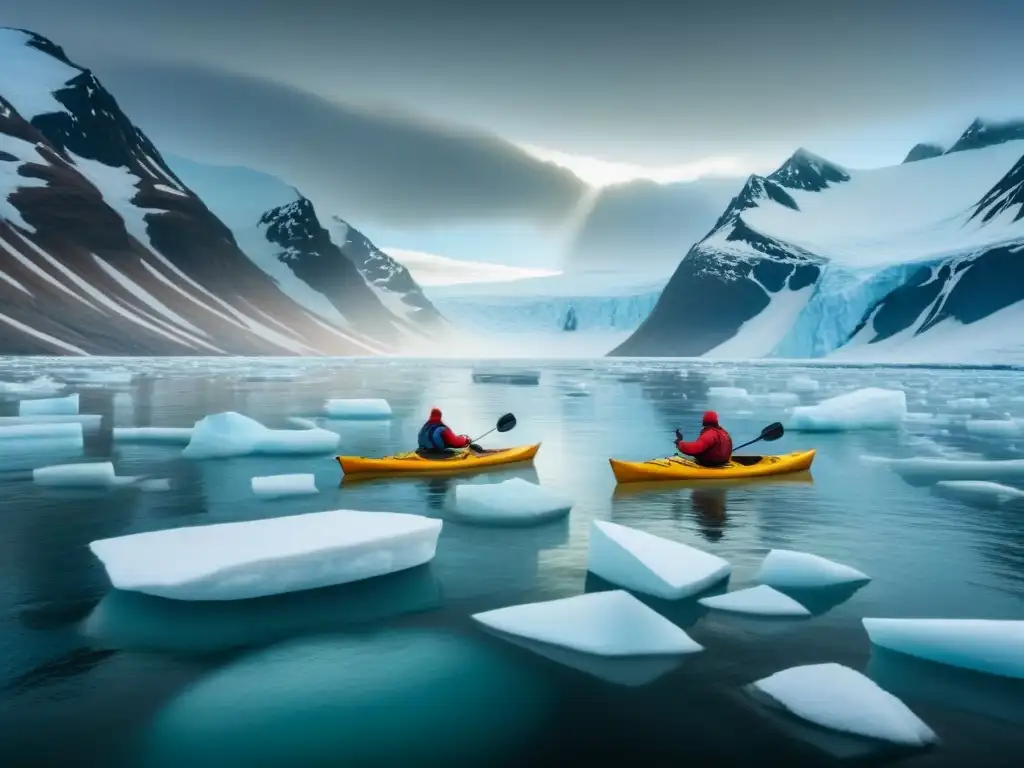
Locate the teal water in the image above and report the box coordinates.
[0,358,1022,767]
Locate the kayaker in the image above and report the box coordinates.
[675,410,733,468]
[417,408,475,455]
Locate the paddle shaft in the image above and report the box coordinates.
[732,436,765,451]
[470,426,497,443]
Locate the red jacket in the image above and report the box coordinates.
[677,426,733,465]
[427,417,470,448]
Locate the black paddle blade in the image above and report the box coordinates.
[496,413,517,433]
[761,422,785,441]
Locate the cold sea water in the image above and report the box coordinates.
[0,357,1022,768]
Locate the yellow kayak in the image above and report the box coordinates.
[337,443,541,476]
[609,449,816,484]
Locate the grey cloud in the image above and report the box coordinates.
[89,61,586,228]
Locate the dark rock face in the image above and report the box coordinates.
[946,118,1024,155]
[902,143,945,163]
[765,148,850,192]
[970,154,1024,225]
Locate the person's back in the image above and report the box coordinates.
[417,407,471,456]
[675,410,733,468]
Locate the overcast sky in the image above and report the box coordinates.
[5,0,1024,260]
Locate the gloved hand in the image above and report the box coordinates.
[469,442,483,452]
[675,429,683,442]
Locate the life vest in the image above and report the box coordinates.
[417,421,447,451]
[696,426,733,466]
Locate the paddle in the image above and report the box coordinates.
[733,422,785,452]
[469,412,517,445]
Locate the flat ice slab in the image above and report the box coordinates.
[789,388,906,432]
[114,427,194,444]
[699,585,810,616]
[863,618,1024,679]
[251,474,318,499]
[964,419,1022,437]
[472,590,702,656]
[453,478,573,525]
[872,457,1024,483]
[323,398,392,419]
[182,411,340,459]
[933,480,1024,507]
[19,393,80,417]
[0,376,65,395]
[787,375,820,394]
[587,520,731,599]
[757,549,870,589]
[0,422,84,441]
[0,414,101,430]
[34,461,116,488]
[751,663,936,746]
[88,509,443,601]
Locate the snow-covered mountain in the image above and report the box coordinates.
[0,27,443,355]
[564,177,741,273]
[426,271,669,333]
[611,123,1024,364]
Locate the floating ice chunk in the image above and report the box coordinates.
[287,416,319,429]
[708,386,751,405]
[72,370,133,385]
[754,392,801,408]
[787,375,820,394]
[19,393,79,417]
[182,412,340,459]
[114,427,194,444]
[757,549,870,589]
[88,509,442,600]
[323,398,392,420]
[252,474,318,499]
[472,590,702,656]
[870,456,1024,483]
[0,414,101,430]
[964,419,1022,437]
[587,520,731,599]
[933,480,1024,507]
[453,478,572,525]
[789,388,906,432]
[0,376,64,395]
[699,585,810,616]
[947,397,990,412]
[34,461,116,488]
[0,422,84,441]
[138,478,172,492]
[863,619,1024,679]
[750,663,937,746]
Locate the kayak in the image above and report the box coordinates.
[337,443,541,476]
[609,449,816,484]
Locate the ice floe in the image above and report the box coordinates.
[472,590,702,656]
[251,474,318,499]
[933,480,1024,507]
[181,411,340,459]
[867,456,1024,483]
[789,388,906,432]
[0,421,84,441]
[964,418,1022,437]
[33,461,117,488]
[88,509,442,600]
[452,478,573,525]
[786,375,820,394]
[699,585,810,616]
[19,393,79,416]
[0,376,64,395]
[323,398,392,420]
[587,521,731,600]
[750,663,937,746]
[756,549,870,589]
[0,414,101,429]
[863,618,1024,679]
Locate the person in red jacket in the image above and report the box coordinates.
[675,410,734,467]
[417,407,473,455]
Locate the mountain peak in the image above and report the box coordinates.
[767,147,849,192]
[946,116,1024,155]
[902,142,945,164]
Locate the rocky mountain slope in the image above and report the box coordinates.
[611,123,1024,364]
[0,27,444,355]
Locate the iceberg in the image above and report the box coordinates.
[789,388,906,431]
[0,422,84,441]
[933,480,1024,507]
[33,461,117,488]
[88,509,443,601]
[699,585,810,616]
[472,589,702,656]
[251,474,319,499]
[587,520,731,599]
[750,663,936,746]
[756,549,870,589]
[452,478,573,525]
[19,393,79,416]
[181,411,340,459]
[863,618,1024,679]
[113,427,194,444]
[323,398,392,420]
